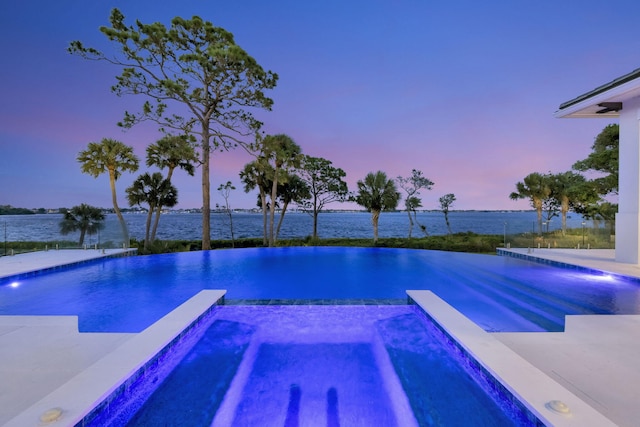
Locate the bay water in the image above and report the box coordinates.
[0,211,586,244]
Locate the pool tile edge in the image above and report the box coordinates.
[2,289,226,427]
[407,290,617,427]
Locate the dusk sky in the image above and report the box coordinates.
[1,1,636,211]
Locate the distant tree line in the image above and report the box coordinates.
[510,124,618,235]
[0,205,39,215]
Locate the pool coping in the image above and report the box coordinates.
[407,290,617,427]
[3,289,226,427]
[496,248,640,284]
[0,249,137,282]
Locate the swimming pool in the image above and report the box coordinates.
[1,247,639,333]
[87,304,538,427]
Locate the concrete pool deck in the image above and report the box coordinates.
[496,248,640,427]
[0,248,137,280]
[0,249,138,426]
[498,247,640,279]
[1,248,639,426]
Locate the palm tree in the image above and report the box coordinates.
[126,172,178,250]
[548,171,587,235]
[260,134,302,247]
[509,172,551,235]
[354,171,400,244]
[77,138,139,247]
[240,160,271,245]
[275,174,310,240]
[146,135,198,240]
[59,204,105,246]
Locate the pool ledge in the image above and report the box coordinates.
[0,248,137,281]
[407,290,617,427]
[497,247,640,282]
[3,289,226,427]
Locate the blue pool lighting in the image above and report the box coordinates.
[591,273,614,282]
[88,304,540,426]
[2,247,639,333]
[1,247,637,426]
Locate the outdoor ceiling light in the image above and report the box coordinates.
[596,102,623,114]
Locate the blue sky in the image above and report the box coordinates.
[0,1,637,210]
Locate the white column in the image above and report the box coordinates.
[615,96,640,263]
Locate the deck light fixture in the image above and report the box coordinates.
[39,407,63,424]
[545,400,571,415]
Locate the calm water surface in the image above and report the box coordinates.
[1,247,638,333]
[1,211,587,243]
[124,305,531,427]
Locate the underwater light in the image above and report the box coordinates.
[9,281,20,288]
[589,274,615,282]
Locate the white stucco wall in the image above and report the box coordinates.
[615,96,640,263]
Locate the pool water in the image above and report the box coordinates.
[111,305,535,427]
[227,343,397,426]
[5,247,632,425]
[2,247,639,333]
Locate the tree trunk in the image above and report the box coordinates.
[260,191,268,246]
[227,209,235,248]
[413,210,428,236]
[312,194,319,239]
[150,206,161,242]
[372,209,380,244]
[313,210,319,239]
[534,198,543,235]
[275,201,289,241]
[561,197,569,236]
[79,229,86,246]
[151,168,174,242]
[268,170,279,247]
[144,207,154,251]
[443,210,452,234]
[201,127,211,250]
[109,169,129,248]
[406,208,413,239]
